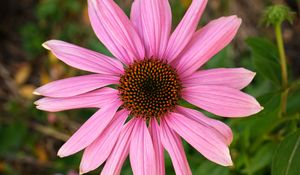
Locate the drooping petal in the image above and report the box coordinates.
[182,68,255,90]
[160,118,192,175]
[101,119,137,175]
[164,0,207,62]
[130,118,157,175]
[88,0,145,64]
[42,40,124,75]
[131,0,171,58]
[80,109,129,174]
[176,106,233,145]
[166,113,233,166]
[176,16,242,78]
[149,119,165,175]
[182,85,263,117]
[35,88,118,112]
[57,100,121,157]
[34,74,119,98]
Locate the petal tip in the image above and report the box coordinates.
[228,15,242,26]
[79,168,86,175]
[251,104,264,116]
[227,161,234,167]
[33,90,41,96]
[79,161,90,175]
[57,149,66,158]
[42,42,51,50]
[223,155,234,167]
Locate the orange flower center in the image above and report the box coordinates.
[118,59,182,118]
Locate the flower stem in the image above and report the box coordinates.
[275,23,288,114]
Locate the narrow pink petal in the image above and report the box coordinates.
[131,0,171,58]
[183,85,263,117]
[101,119,137,175]
[80,109,129,174]
[164,0,207,62]
[35,88,118,112]
[166,113,233,166]
[160,118,192,175]
[88,0,145,64]
[42,40,124,75]
[57,100,121,157]
[34,74,119,98]
[176,106,233,145]
[149,119,165,175]
[176,16,242,78]
[182,68,255,90]
[130,118,157,175]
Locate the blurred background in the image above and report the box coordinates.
[0,0,299,175]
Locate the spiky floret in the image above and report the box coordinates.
[118,59,182,118]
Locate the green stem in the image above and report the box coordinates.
[275,23,288,114]
[251,114,300,151]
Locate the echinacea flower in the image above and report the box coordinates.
[34,0,263,174]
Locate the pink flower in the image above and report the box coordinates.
[34,0,263,174]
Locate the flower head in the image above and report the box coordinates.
[262,4,295,26]
[34,0,263,174]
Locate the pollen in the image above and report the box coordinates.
[118,59,182,118]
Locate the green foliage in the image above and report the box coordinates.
[272,131,300,175]
[243,143,277,174]
[196,161,229,175]
[20,23,45,58]
[0,121,28,156]
[205,46,234,69]
[246,37,282,86]
[287,86,300,115]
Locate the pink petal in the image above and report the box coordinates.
[80,109,129,174]
[131,0,171,58]
[176,106,233,145]
[160,118,192,175]
[35,88,118,112]
[149,119,165,175]
[57,100,121,157]
[176,16,242,78]
[164,0,207,62]
[182,85,263,117]
[34,74,119,98]
[166,113,233,166]
[88,0,145,64]
[182,68,255,90]
[42,40,124,75]
[101,119,137,175]
[130,118,157,175]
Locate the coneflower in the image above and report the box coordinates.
[34,0,263,174]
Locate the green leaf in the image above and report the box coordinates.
[195,161,229,175]
[204,46,234,69]
[0,121,28,155]
[287,87,300,115]
[272,131,300,175]
[243,143,277,174]
[20,23,45,58]
[246,37,281,86]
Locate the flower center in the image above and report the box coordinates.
[118,59,182,118]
